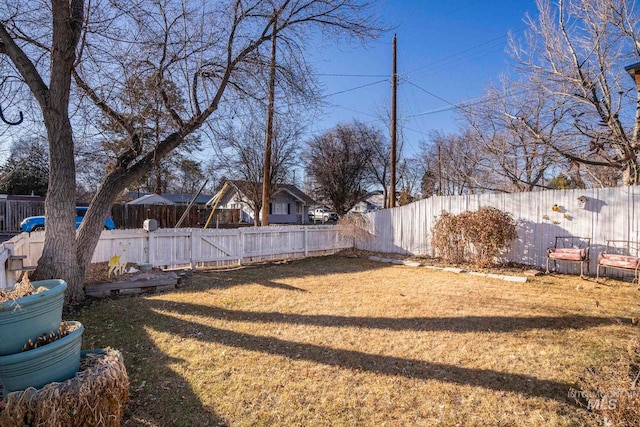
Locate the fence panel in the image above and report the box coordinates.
[0,224,348,287]
[4,186,639,287]
[358,186,640,274]
[110,204,240,229]
[0,200,46,231]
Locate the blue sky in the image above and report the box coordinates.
[308,0,540,158]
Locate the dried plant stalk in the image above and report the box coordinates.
[0,348,129,427]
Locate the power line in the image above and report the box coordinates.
[405,81,459,110]
[315,73,390,78]
[326,104,382,119]
[401,85,528,119]
[312,25,525,83]
[405,26,526,77]
[323,79,388,97]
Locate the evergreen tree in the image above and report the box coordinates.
[0,138,49,196]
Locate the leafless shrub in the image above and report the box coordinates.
[431,207,517,267]
[337,212,375,247]
[431,211,465,264]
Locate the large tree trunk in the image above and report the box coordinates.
[75,174,131,289]
[75,139,185,291]
[28,1,84,304]
[31,111,81,302]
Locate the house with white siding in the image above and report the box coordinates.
[207,180,316,225]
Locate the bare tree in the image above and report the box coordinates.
[214,108,303,225]
[364,129,391,206]
[173,159,206,195]
[0,1,84,301]
[397,157,423,201]
[462,78,565,192]
[509,0,640,185]
[0,0,382,302]
[305,121,376,214]
[418,131,482,196]
[364,109,406,207]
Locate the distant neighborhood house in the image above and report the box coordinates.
[349,191,386,214]
[207,180,316,224]
[127,194,174,205]
[123,192,213,207]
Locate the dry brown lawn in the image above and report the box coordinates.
[74,255,640,426]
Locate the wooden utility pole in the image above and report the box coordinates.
[261,14,277,226]
[437,144,442,196]
[389,34,397,208]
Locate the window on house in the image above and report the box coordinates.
[273,202,288,214]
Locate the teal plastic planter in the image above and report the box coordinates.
[0,279,67,356]
[0,320,83,397]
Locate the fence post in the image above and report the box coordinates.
[1,242,14,288]
[147,230,155,267]
[238,228,243,266]
[304,226,309,257]
[190,228,198,270]
[6,201,11,232]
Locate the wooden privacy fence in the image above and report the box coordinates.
[0,199,45,231]
[0,225,350,287]
[0,201,241,231]
[110,205,240,229]
[358,186,640,275]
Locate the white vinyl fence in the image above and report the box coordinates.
[358,186,640,275]
[2,186,639,288]
[0,225,351,288]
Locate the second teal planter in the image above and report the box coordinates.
[0,320,84,397]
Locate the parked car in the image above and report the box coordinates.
[20,207,116,232]
[308,208,339,222]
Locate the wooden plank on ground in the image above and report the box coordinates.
[85,278,179,298]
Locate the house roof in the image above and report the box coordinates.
[127,194,175,205]
[358,191,385,206]
[161,193,213,204]
[124,192,212,205]
[625,61,640,77]
[208,180,315,206]
[0,194,46,202]
[275,184,316,205]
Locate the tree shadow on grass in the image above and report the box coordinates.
[77,291,621,424]
[149,300,627,333]
[144,303,575,404]
[189,256,389,291]
[78,254,619,424]
[76,299,229,427]
[255,279,308,292]
[145,300,622,404]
